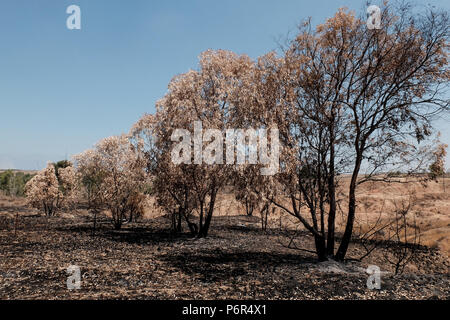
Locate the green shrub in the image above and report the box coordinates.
[0,170,35,197]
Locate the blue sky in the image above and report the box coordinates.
[0,0,449,170]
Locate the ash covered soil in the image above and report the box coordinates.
[0,213,448,300]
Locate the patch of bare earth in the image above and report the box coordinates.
[0,208,448,300]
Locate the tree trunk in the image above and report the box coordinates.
[198,201,204,236]
[246,200,254,216]
[335,153,362,261]
[128,210,134,223]
[113,209,122,230]
[198,190,217,238]
[181,208,198,235]
[199,209,213,238]
[326,139,337,257]
[176,208,182,233]
[314,235,327,261]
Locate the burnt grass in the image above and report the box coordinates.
[0,213,449,300]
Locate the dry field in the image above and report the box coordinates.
[0,178,449,300]
[194,177,450,257]
[345,177,450,257]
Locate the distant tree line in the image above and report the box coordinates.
[0,170,35,197]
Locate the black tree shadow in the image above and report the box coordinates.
[158,250,317,283]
